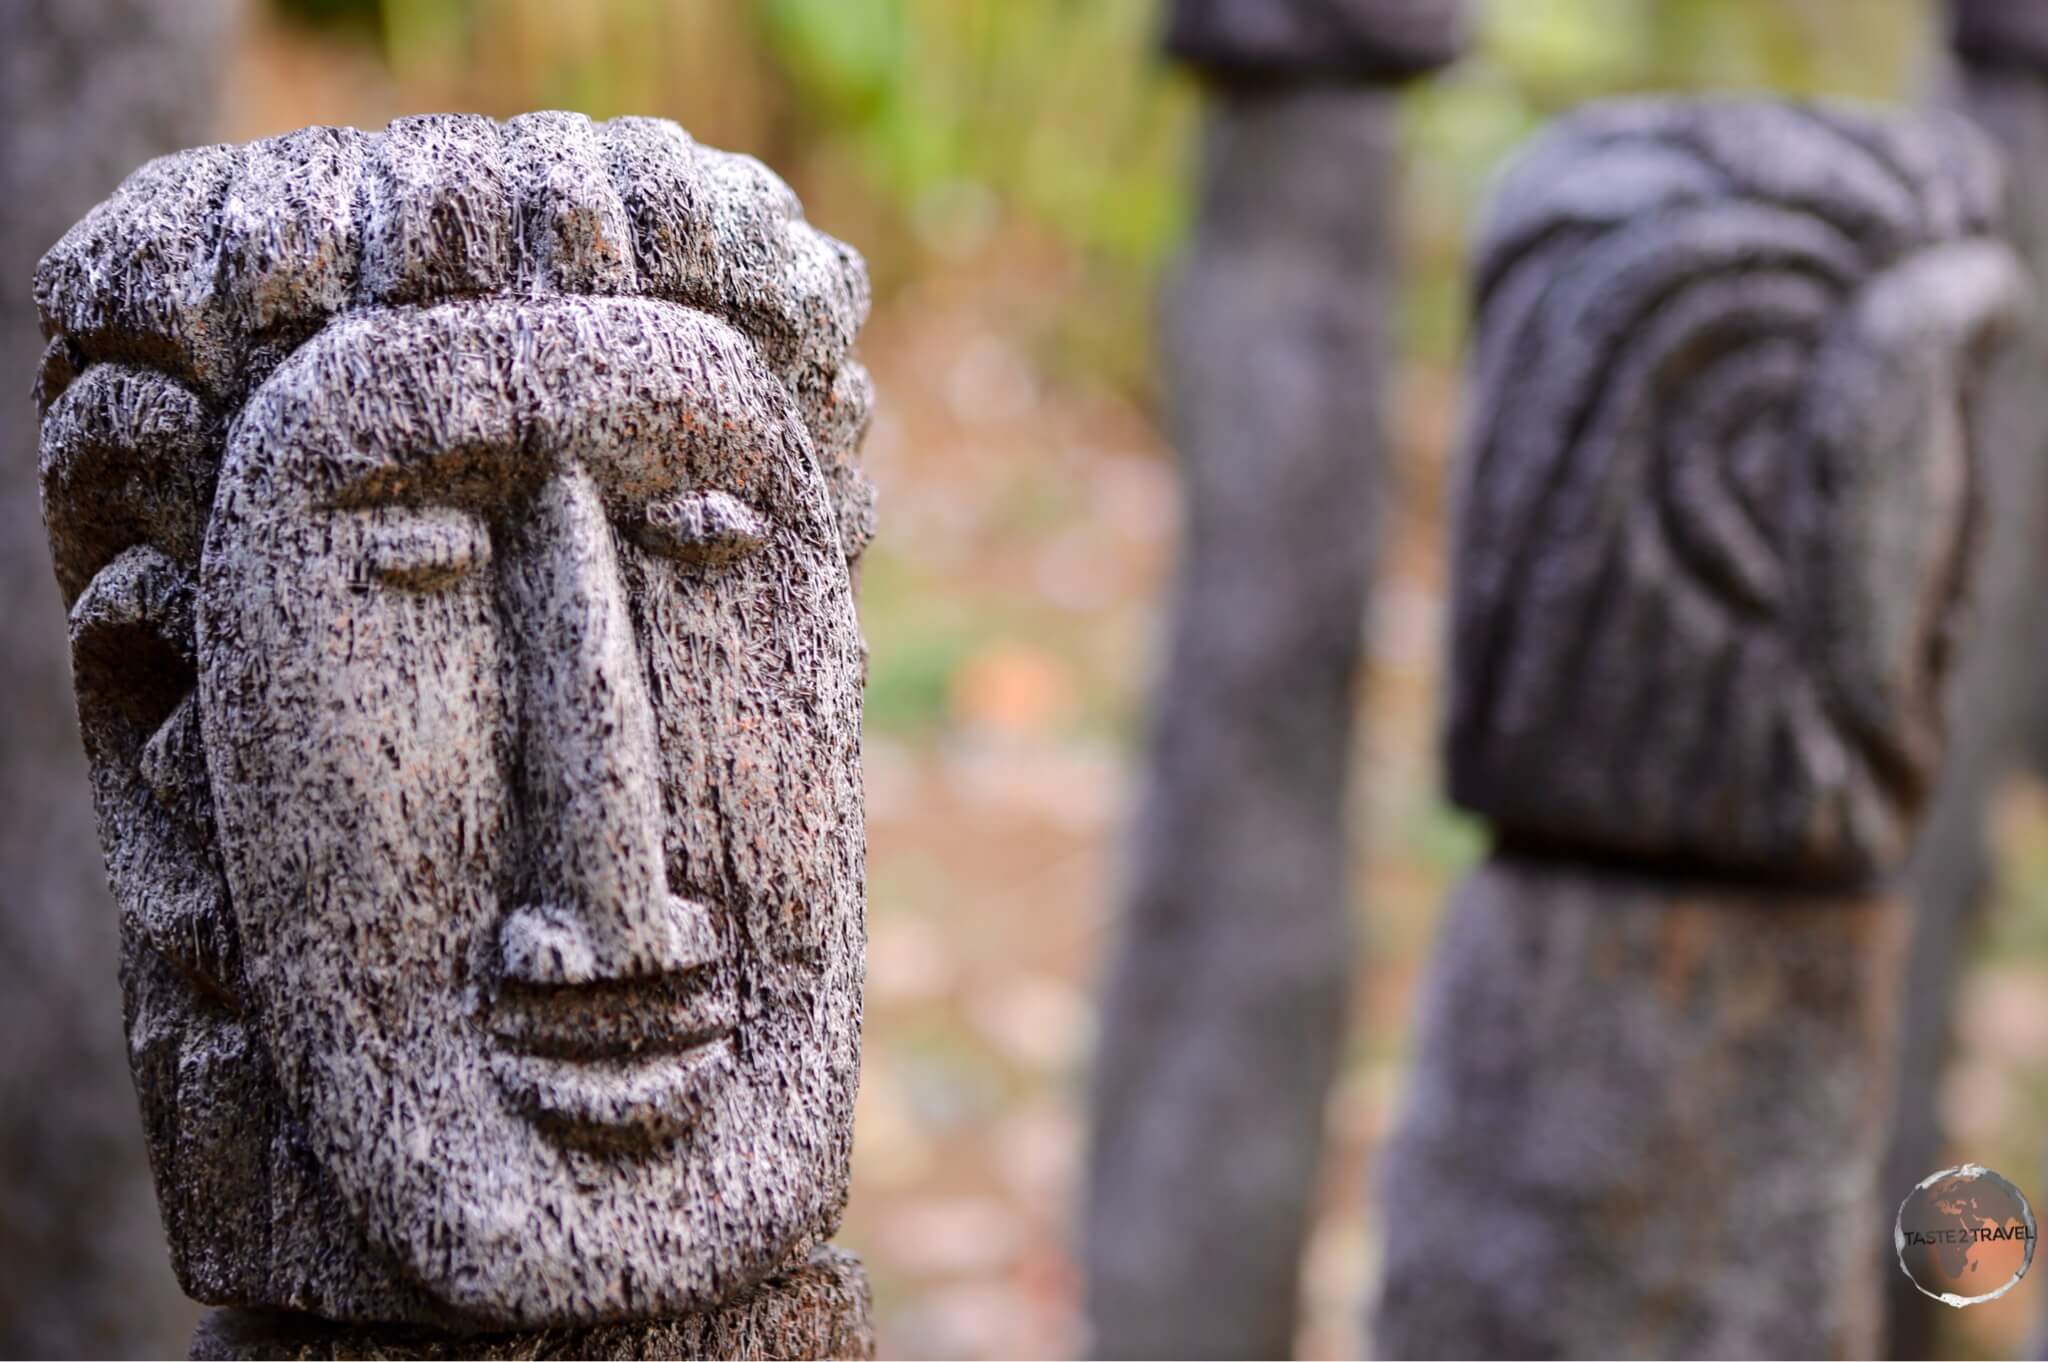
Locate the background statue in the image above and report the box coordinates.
[1085,4,1464,1355]
[35,111,877,1358]
[1375,97,2026,1357]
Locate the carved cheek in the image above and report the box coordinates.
[204,502,511,1030]
[632,539,857,962]
[320,519,510,959]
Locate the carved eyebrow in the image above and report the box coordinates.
[324,443,525,512]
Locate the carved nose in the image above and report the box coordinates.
[498,898,719,987]
[496,467,720,987]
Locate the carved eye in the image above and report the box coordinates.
[355,507,492,592]
[636,489,769,567]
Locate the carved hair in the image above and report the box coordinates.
[36,112,873,593]
[32,114,873,1309]
[1445,99,2026,883]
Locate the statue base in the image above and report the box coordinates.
[189,1245,874,1361]
[1374,858,1903,1357]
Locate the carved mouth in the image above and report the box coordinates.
[487,976,737,1149]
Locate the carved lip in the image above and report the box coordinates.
[487,979,737,1146]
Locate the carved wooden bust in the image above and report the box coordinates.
[1374,98,2027,1359]
[1440,98,2026,884]
[34,113,874,1334]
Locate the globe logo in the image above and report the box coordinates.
[1895,1164,2037,1307]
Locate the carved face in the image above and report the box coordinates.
[197,296,863,1324]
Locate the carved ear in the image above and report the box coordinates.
[43,365,238,1003]
[68,546,239,1002]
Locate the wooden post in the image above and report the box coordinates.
[1373,97,2026,1358]
[1084,3,1463,1357]
[1884,5,2048,1353]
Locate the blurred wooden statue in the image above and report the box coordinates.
[1084,2,1464,1357]
[1374,97,2025,1358]
[1885,3,2048,1353]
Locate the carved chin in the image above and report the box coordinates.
[320,983,851,1330]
